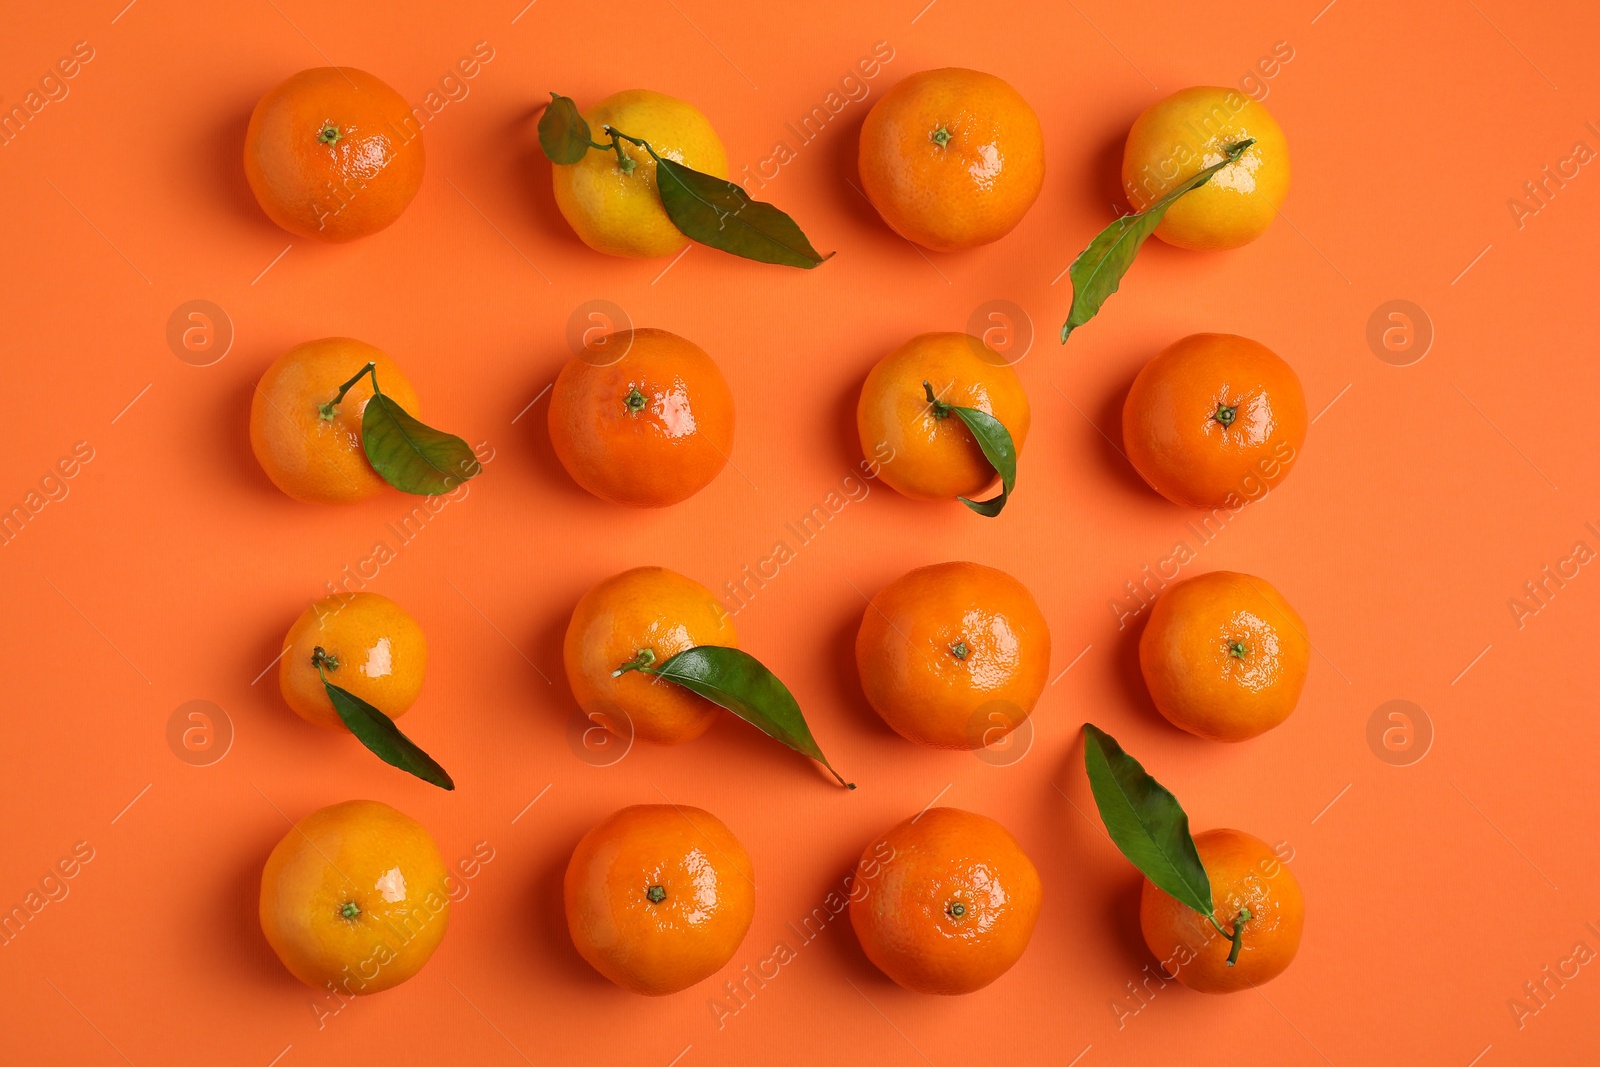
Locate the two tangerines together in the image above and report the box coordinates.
[245,64,1307,1002]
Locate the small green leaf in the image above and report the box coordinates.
[538,92,594,165]
[651,646,852,787]
[948,404,1017,516]
[362,393,481,496]
[1060,139,1256,343]
[922,381,1018,517]
[1082,723,1212,916]
[322,677,455,790]
[653,157,829,269]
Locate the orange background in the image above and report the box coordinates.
[2,1,1597,1064]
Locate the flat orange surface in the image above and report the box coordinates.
[2,2,1597,1064]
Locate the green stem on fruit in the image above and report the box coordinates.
[624,388,647,412]
[950,641,970,660]
[339,900,360,920]
[318,125,343,146]
[1208,906,1252,967]
[922,380,953,421]
[1228,641,1249,659]
[645,884,667,903]
[319,362,379,420]
[931,127,951,147]
[946,900,967,920]
[612,648,658,677]
[311,646,340,672]
[1213,403,1238,427]
[603,126,660,172]
[607,135,636,174]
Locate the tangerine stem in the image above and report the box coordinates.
[319,362,378,420]
[311,646,340,672]
[1222,908,1248,966]
[612,648,658,677]
[921,380,952,420]
[604,126,671,173]
[604,132,636,174]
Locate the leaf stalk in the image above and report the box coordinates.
[319,362,378,420]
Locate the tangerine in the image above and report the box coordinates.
[1122,333,1306,509]
[250,337,422,505]
[564,804,754,995]
[1122,86,1289,251]
[259,799,449,994]
[857,332,1030,504]
[859,68,1045,251]
[564,567,736,745]
[856,562,1050,749]
[850,807,1041,994]
[550,90,727,259]
[279,592,427,731]
[1140,571,1309,742]
[548,328,734,507]
[245,67,425,242]
[1140,828,1303,992]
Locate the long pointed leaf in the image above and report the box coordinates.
[1060,139,1255,342]
[653,157,829,269]
[362,393,481,496]
[1082,723,1211,916]
[652,646,852,787]
[323,679,455,790]
[948,404,1017,517]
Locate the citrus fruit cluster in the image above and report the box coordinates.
[245,67,1307,1001]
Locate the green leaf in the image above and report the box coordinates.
[322,677,455,790]
[538,92,594,165]
[1060,138,1255,343]
[1082,723,1212,916]
[653,157,829,269]
[651,646,852,787]
[948,404,1017,517]
[362,392,481,496]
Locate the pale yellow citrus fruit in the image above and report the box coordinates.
[551,90,728,259]
[1121,86,1289,251]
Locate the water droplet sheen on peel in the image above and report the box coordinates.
[656,387,698,438]
[362,636,393,679]
[1202,148,1261,195]
[374,866,407,903]
[968,143,1003,190]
